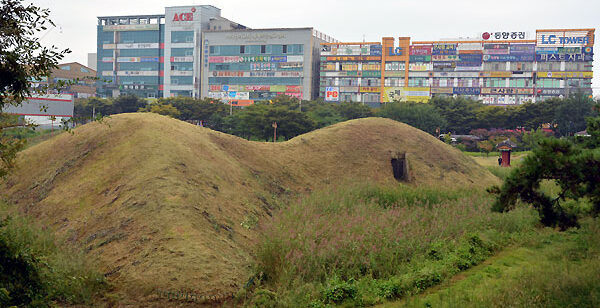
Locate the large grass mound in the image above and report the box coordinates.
[1,113,498,302]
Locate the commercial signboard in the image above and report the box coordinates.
[432,55,459,61]
[409,63,429,71]
[509,44,535,55]
[479,71,512,78]
[537,88,565,95]
[536,71,593,78]
[433,62,456,70]
[362,71,381,77]
[325,87,339,101]
[103,24,160,32]
[172,56,194,62]
[101,57,114,63]
[458,54,483,62]
[432,44,457,55]
[430,87,454,94]
[370,45,382,56]
[536,30,593,47]
[410,45,432,55]
[116,43,159,49]
[359,87,380,93]
[481,31,527,40]
[383,87,430,103]
[457,43,483,51]
[409,55,431,62]
[171,70,193,76]
[481,88,534,95]
[453,87,481,95]
[535,53,593,62]
[211,71,303,77]
[483,54,534,61]
[116,70,159,76]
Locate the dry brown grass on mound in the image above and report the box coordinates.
[1,113,498,305]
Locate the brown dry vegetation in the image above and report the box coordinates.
[0,113,498,305]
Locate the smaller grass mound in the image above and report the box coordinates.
[0,203,107,307]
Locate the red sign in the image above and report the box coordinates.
[410,45,432,55]
[173,12,193,21]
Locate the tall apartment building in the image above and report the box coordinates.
[320,29,594,106]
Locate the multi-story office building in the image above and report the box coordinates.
[96,5,335,103]
[320,29,594,106]
[97,5,244,98]
[201,28,336,104]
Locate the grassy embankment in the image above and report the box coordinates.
[243,151,598,307]
[242,183,539,307]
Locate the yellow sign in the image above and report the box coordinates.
[536,71,593,78]
[383,87,430,103]
[360,86,380,93]
[479,71,512,78]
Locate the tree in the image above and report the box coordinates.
[338,102,373,120]
[0,0,70,177]
[139,103,181,118]
[377,102,447,135]
[521,128,549,150]
[490,117,600,230]
[430,96,479,134]
[554,93,596,136]
[477,140,494,156]
[112,94,146,114]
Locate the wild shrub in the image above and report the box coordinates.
[0,211,106,307]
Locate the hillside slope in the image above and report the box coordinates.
[1,113,498,302]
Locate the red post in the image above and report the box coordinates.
[501,150,511,167]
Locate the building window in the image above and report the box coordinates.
[240,45,245,54]
[261,45,266,54]
[60,65,70,71]
[282,45,288,54]
[80,67,89,73]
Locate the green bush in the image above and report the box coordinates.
[0,210,106,307]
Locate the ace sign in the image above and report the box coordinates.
[325,87,339,102]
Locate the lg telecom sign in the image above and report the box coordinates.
[173,7,195,22]
[536,31,592,47]
[325,87,339,102]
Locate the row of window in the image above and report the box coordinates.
[209,44,304,56]
[319,62,592,72]
[321,77,587,89]
[209,77,302,85]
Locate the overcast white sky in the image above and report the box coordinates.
[30,0,600,95]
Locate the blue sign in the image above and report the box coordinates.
[270,56,287,62]
[483,54,534,62]
[388,47,404,56]
[536,47,558,54]
[540,34,590,45]
[458,54,482,62]
[141,57,159,62]
[457,61,482,67]
[370,45,382,56]
[453,87,481,95]
[535,53,593,62]
[509,44,535,55]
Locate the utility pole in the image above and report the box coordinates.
[272,121,277,142]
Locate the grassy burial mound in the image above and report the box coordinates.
[1,113,497,302]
